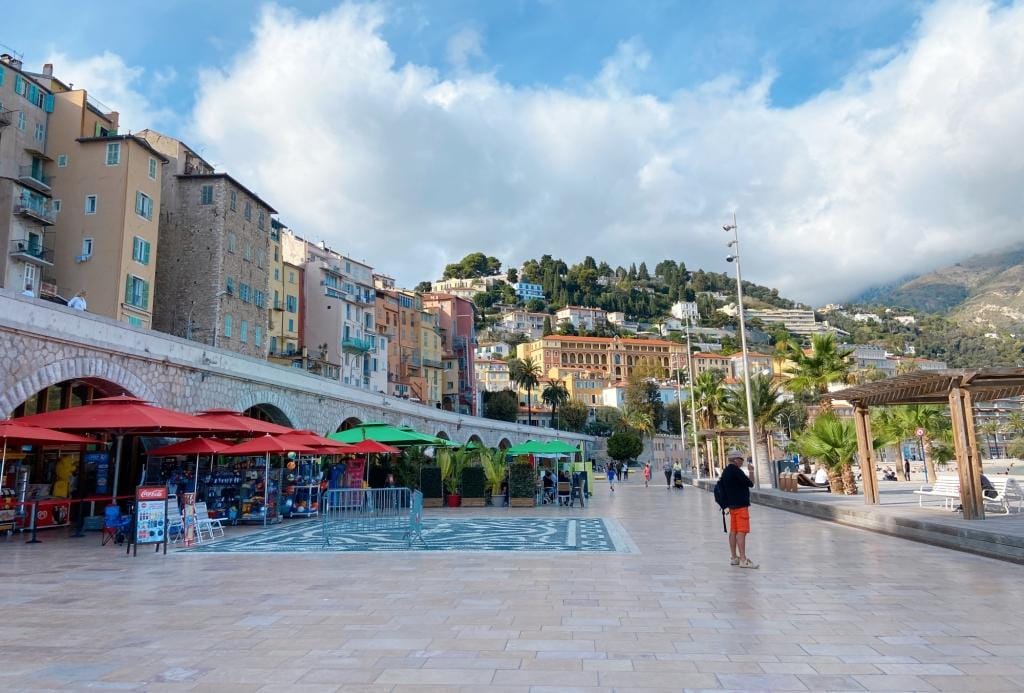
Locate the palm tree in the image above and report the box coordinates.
[689,369,727,473]
[896,405,948,481]
[1006,411,1024,438]
[783,333,853,410]
[509,357,542,426]
[793,413,859,495]
[871,406,905,472]
[977,419,1004,459]
[719,373,789,486]
[541,380,570,429]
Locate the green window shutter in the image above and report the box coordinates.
[142,280,150,310]
[124,275,132,304]
[0,67,5,87]
[43,94,54,113]
[28,84,38,103]
[143,240,151,265]
[15,74,23,95]
[94,122,101,137]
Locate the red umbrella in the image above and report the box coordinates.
[276,430,355,452]
[342,440,401,455]
[15,396,239,503]
[0,422,98,494]
[194,410,295,435]
[146,438,234,496]
[219,435,316,527]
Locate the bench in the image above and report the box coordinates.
[914,474,960,508]
[984,478,1024,515]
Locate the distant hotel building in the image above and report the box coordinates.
[555,305,608,332]
[517,335,687,383]
[513,281,543,301]
[498,309,548,340]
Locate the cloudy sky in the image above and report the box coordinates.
[7,0,1023,303]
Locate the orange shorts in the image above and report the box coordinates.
[729,507,751,534]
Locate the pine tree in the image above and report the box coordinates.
[638,262,650,280]
[628,263,638,280]
[542,316,553,336]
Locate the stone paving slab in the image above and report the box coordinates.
[2,480,1023,690]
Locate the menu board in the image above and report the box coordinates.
[134,485,168,552]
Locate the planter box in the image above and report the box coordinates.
[462,498,485,507]
[510,498,535,507]
[423,498,443,508]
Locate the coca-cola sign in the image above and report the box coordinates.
[137,486,167,501]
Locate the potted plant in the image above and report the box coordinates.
[438,449,466,507]
[509,462,536,507]
[460,464,486,507]
[480,448,507,506]
[420,464,443,508]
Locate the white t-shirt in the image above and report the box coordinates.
[68,296,87,311]
[814,468,828,484]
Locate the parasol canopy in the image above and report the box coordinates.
[0,421,97,447]
[219,435,315,456]
[146,437,233,457]
[342,439,401,455]
[16,396,239,435]
[193,410,295,435]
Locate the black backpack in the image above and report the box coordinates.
[713,474,728,533]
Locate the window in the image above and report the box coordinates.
[17,112,25,130]
[254,326,262,347]
[34,123,45,142]
[254,290,265,308]
[244,201,252,221]
[106,142,121,165]
[125,315,144,328]
[53,200,62,214]
[132,236,151,265]
[229,190,237,211]
[124,275,149,309]
[288,271,296,284]
[223,314,233,338]
[57,154,68,167]
[226,233,236,253]
[148,158,157,180]
[285,295,297,313]
[257,210,265,230]
[81,238,93,257]
[240,320,249,344]
[239,283,250,303]
[135,191,153,220]
[255,250,264,269]
[84,195,97,215]
[200,185,213,205]
[226,277,234,294]
[274,268,280,281]
[243,243,252,262]
[287,318,295,332]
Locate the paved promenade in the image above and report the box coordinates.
[3,480,1024,691]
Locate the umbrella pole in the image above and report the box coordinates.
[194,454,201,495]
[0,443,6,496]
[110,434,124,506]
[264,452,270,527]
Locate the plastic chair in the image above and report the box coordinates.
[195,502,225,539]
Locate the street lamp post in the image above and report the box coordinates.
[724,214,762,488]
[674,356,688,469]
[684,315,701,475]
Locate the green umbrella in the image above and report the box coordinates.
[542,440,581,455]
[506,440,548,455]
[329,423,447,447]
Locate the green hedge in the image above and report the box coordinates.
[460,466,486,498]
[509,463,535,499]
[421,466,443,499]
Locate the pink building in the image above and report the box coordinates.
[422,293,477,415]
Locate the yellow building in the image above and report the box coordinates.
[36,73,165,327]
[546,367,610,410]
[267,219,287,357]
[518,335,686,383]
[420,308,444,408]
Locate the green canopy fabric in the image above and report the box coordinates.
[542,440,581,455]
[506,440,548,455]
[329,423,445,446]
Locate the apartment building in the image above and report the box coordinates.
[422,293,477,415]
[138,130,273,357]
[30,68,165,327]
[476,341,512,360]
[498,309,548,340]
[430,275,503,300]
[419,308,443,408]
[691,352,732,376]
[0,55,54,298]
[513,281,543,301]
[315,245,384,391]
[670,301,699,321]
[744,308,821,336]
[548,368,608,411]
[278,229,305,359]
[475,358,511,392]
[517,335,687,383]
[729,352,774,380]
[376,288,426,401]
[555,305,607,332]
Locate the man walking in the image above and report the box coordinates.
[903,458,911,481]
[663,460,672,488]
[720,449,757,569]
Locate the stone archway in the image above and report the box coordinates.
[498,438,512,450]
[436,430,450,441]
[235,390,302,430]
[338,416,363,432]
[467,434,484,447]
[0,356,158,417]
[243,403,293,427]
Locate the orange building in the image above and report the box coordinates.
[517,335,687,383]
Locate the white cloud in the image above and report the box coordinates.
[46,51,174,132]
[190,0,1024,303]
[446,27,484,70]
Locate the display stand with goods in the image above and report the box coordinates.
[284,455,321,518]
[200,468,243,522]
[238,458,282,525]
[509,462,537,507]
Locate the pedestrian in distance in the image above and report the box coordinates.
[606,463,616,493]
[67,290,88,311]
[622,462,629,481]
[903,458,911,481]
[643,462,651,488]
[663,460,672,488]
[717,449,758,569]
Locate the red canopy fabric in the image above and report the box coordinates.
[342,439,401,455]
[0,422,96,447]
[193,410,294,435]
[146,437,233,457]
[276,430,353,451]
[220,435,315,456]
[15,396,239,435]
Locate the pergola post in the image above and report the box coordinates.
[853,404,879,505]
[716,432,726,476]
[948,385,985,520]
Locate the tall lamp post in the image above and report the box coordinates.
[673,354,688,469]
[724,215,762,487]
[685,315,701,475]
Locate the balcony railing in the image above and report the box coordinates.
[422,358,444,369]
[341,336,374,353]
[10,240,54,265]
[14,196,56,225]
[0,109,12,127]
[18,165,52,193]
[352,291,375,305]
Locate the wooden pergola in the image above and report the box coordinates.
[697,427,751,479]
[826,368,1024,520]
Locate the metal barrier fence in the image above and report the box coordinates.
[321,487,424,548]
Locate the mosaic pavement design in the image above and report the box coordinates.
[188,516,634,553]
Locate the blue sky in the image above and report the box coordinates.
[4,1,1023,302]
